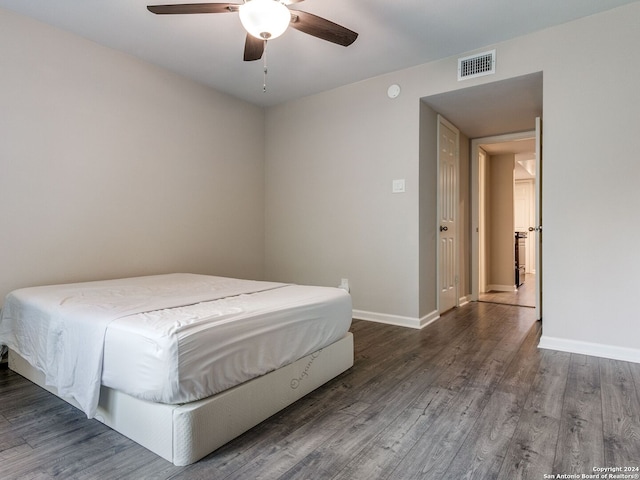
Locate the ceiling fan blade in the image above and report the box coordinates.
[147,3,239,15]
[289,10,357,47]
[244,35,265,61]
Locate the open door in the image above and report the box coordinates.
[532,117,542,320]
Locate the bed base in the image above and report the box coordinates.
[9,332,353,466]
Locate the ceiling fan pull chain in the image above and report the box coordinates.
[263,40,268,93]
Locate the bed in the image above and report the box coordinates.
[0,273,354,465]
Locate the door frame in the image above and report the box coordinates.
[470,130,536,303]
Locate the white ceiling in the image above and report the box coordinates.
[422,73,543,139]
[1,0,636,107]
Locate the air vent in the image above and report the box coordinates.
[458,50,496,81]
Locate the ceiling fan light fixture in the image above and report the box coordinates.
[239,0,291,40]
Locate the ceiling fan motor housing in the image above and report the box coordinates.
[239,0,291,40]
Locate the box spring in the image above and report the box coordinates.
[9,332,353,466]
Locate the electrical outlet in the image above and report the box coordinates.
[339,278,350,292]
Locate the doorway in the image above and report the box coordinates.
[475,134,536,308]
[471,131,541,312]
[421,72,543,318]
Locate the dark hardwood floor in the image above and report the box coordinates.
[1,302,639,479]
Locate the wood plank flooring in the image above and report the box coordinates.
[1,302,639,479]
[478,274,536,307]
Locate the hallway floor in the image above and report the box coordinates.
[478,274,536,307]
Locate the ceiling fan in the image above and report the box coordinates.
[147,1,358,62]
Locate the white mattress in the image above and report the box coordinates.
[0,274,352,416]
[101,284,352,404]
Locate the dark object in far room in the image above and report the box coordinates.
[515,231,527,287]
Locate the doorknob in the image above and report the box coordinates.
[440,226,448,232]
[528,226,542,232]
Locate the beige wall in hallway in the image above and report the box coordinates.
[488,154,515,290]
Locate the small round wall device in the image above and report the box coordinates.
[387,84,401,99]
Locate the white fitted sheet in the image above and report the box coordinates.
[101,284,352,404]
[0,274,351,416]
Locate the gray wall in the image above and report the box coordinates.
[264,2,640,360]
[418,103,438,320]
[458,133,471,301]
[0,9,266,300]
[265,81,421,322]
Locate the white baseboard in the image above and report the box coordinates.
[353,309,440,330]
[486,284,516,292]
[538,335,640,364]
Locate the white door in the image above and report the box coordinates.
[514,179,535,273]
[438,116,459,313]
[514,182,532,233]
[478,149,488,293]
[533,117,543,320]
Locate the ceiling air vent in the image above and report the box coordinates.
[458,50,496,81]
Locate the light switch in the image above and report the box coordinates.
[392,179,406,193]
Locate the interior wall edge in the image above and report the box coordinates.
[538,335,640,365]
